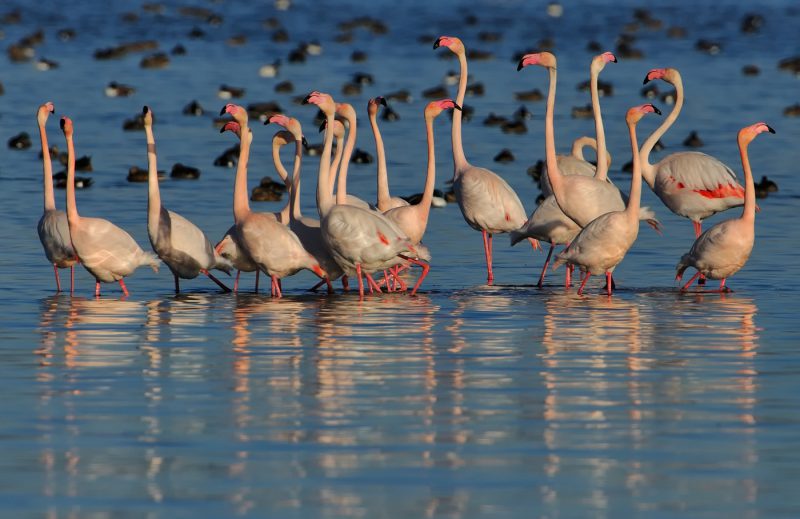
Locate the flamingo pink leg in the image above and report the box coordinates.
[270,275,282,298]
[577,272,591,295]
[233,270,241,293]
[366,273,383,294]
[95,281,101,297]
[202,269,231,292]
[383,270,393,292]
[605,272,613,296]
[254,271,260,293]
[538,244,555,288]
[325,278,334,294]
[53,264,62,292]
[174,274,180,294]
[693,221,707,285]
[680,271,701,291]
[118,279,129,297]
[401,256,430,296]
[355,265,365,298]
[566,264,574,288]
[718,278,729,292]
[482,230,494,285]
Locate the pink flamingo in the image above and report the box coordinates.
[36,102,77,292]
[553,104,661,296]
[676,122,774,292]
[434,35,539,284]
[331,102,372,210]
[382,99,460,288]
[60,116,159,297]
[518,52,661,231]
[303,91,425,297]
[368,96,409,212]
[641,68,748,239]
[142,106,231,293]
[219,104,326,297]
[266,114,344,290]
[540,52,618,197]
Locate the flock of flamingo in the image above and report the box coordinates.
[36,36,773,299]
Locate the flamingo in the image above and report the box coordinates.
[382,99,460,288]
[571,136,611,168]
[676,122,774,292]
[302,91,426,297]
[332,102,372,210]
[540,52,618,198]
[552,104,661,296]
[141,106,231,293]
[60,116,159,297]
[518,52,661,231]
[640,68,748,239]
[265,114,344,291]
[368,96,409,212]
[434,35,539,284]
[219,104,326,298]
[36,102,77,292]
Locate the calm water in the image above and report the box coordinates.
[1,0,800,517]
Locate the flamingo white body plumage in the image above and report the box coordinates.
[434,35,538,284]
[36,102,77,292]
[60,116,159,297]
[142,106,231,293]
[553,104,661,296]
[675,122,774,291]
[640,68,747,238]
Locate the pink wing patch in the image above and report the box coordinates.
[694,183,745,199]
[377,232,390,245]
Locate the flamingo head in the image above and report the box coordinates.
[219,120,242,138]
[59,116,73,137]
[302,91,336,116]
[643,67,680,86]
[335,102,357,123]
[142,105,154,127]
[367,96,387,117]
[626,103,661,125]
[37,101,55,125]
[318,118,346,139]
[591,51,617,73]
[266,113,304,143]
[517,51,556,71]
[272,130,294,148]
[433,35,464,55]
[220,103,248,125]
[739,122,775,147]
[425,98,461,119]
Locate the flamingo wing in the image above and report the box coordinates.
[656,151,743,199]
[457,167,527,233]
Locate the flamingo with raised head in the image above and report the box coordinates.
[540,52,618,198]
[518,52,661,231]
[266,114,344,291]
[553,104,661,296]
[368,96,409,212]
[36,102,77,292]
[219,104,326,298]
[676,122,774,292]
[641,68,748,239]
[60,116,159,297]
[332,102,372,210]
[303,91,426,297]
[141,106,231,293]
[434,35,539,284]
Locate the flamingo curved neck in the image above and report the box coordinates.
[39,121,56,212]
[591,67,610,181]
[233,127,252,223]
[271,140,292,222]
[640,74,684,188]
[626,122,642,222]
[543,66,566,202]
[144,125,162,235]
[738,138,756,222]
[317,112,336,218]
[328,132,345,197]
[417,115,437,223]
[65,133,79,224]
[336,113,357,205]
[371,110,391,210]
[290,139,303,220]
[451,51,469,176]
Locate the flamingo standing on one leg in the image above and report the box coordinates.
[219,104,326,297]
[60,116,159,297]
[640,68,748,239]
[142,106,232,293]
[552,104,661,296]
[368,96,409,212]
[676,122,774,292]
[303,91,424,298]
[434,35,539,284]
[36,102,78,293]
[382,99,460,294]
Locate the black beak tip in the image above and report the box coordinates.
[263,118,270,125]
[611,56,618,63]
[453,103,462,111]
[768,125,776,134]
[142,105,149,115]
[219,126,226,134]
[318,121,326,133]
[379,97,387,107]
[301,94,311,105]
[59,118,65,130]
[642,77,651,85]
[516,60,525,71]
[433,40,440,50]
[302,136,309,149]
[653,106,662,115]
[219,106,227,116]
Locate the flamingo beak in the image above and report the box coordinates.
[302,136,309,150]
[219,106,227,116]
[301,93,312,105]
[142,105,149,115]
[767,125,776,134]
[318,121,326,133]
[433,38,442,49]
[378,97,387,107]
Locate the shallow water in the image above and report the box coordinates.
[1,0,800,517]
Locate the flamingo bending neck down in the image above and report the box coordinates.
[552,104,661,296]
[36,101,78,292]
[142,106,231,293]
[303,91,425,297]
[219,103,326,298]
[676,122,774,292]
[434,35,539,285]
[61,116,159,297]
[640,67,748,239]
[369,96,409,212]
